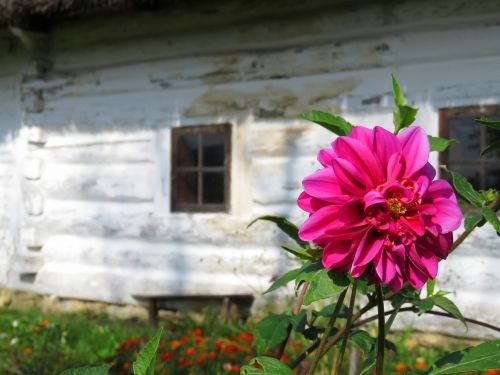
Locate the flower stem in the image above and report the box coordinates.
[375,286,385,375]
[276,282,309,360]
[308,288,348,374]
[334,280,357,375]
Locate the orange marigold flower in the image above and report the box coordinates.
[486,370,500,375]
[195,337,203,345]
[28,326,41,333]
[159,352,174,361]
[38,319,50,327]
[181,335,189,343]
[244,355,252,362]
[414,357,427,370]
[185,347,195,356]
[22,348,33,356]
[170,340,181,350]
[123,362,131,370]
[178,357,187,367]
[215,340,225,351]
[194,328,203,337]
[394,362,407,373]
[238,332,254,344]
[197,357,207,366]
[231,364,241,373]
[209,351,217,359]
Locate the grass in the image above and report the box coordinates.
[0,306,495,375]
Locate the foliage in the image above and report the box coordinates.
[239,75,500,375]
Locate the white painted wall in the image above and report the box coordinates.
[0,0,499,335]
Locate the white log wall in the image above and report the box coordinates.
[0,0,499,336]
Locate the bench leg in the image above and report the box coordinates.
[148,298,159,327]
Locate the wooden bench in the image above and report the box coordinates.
[132,294,254,326]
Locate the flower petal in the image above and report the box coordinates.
[353,230,386,267]
[297,191,329,213]
[302,168,342,200]
[374,249,397,284]
[298,205,343,241]
[334,136,385,185]
[430,197,463,233]
[318,148,335,167]
[372,126,401,168]
[333,158,372,196]
[348,126,373,148]
[323,240,356,271]
[398,126,430,177]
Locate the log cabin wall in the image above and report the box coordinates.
[0,0,499,335]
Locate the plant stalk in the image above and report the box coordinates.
[308,288,348,374]
[334,280,357,374]
[375,286,385,375]
[277,282,309,360]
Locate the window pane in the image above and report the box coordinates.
[178,134,198,166]
[448,163,482,191]
[176,172,198,204]
[485,164,500,190]
[448,117,480,161]
[203,172,224,204]
[202,132,225,167]
[485,126,500,158]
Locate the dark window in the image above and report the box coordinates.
[439,105,500,191]
[171,124,231,212]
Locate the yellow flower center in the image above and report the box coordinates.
[387,198,407,216]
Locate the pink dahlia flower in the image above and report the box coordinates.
[298,126,462,292]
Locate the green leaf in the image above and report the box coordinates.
[315,302,349,319]
[426,279,436,297]
[443,168,485,208]
[61,365,111,375]
[264,267,303,294]
[481,206,500,233]
[290,309,308,332]
[386,304,402,332]
[411,297,435,313]
[475,117,500,131]
[300,110,353,136]
[281,245,316,261]
[391,75,418,133]
[255,314,291,354]
[349,330,376,354]
[428,136,458,152]
[241,356,294,374]
[426,339,500,374]
[133,327,163,375]
[248,216,309,248]
[359,350,377,375]
[298,265,349,305]
[481,139,500,156]
[464,213,483,231]
[432,296,467,328]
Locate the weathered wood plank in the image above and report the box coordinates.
[27,24,500,102]
[31,140,154,164]
[50,0,500,71]
[38,163,156,202]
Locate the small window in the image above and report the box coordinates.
[439,105,500,190]
[171,124,231,212]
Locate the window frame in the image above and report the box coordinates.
[439,104,500,190]
[171,123,231,213]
